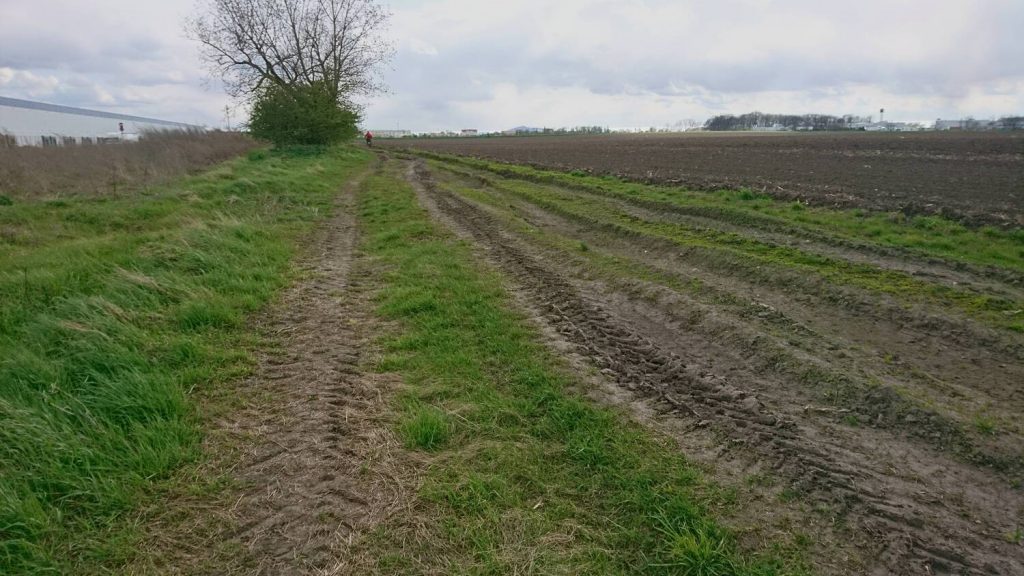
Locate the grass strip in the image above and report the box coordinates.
[355,165,808,574]
[413,151,1024,276]
[0,146,371,573]
[429,160,1023,332]
[432,174,1022,472]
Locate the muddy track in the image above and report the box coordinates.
[428,160,1024,362]
[431,157,1024,293]
[429,163,1024,460]
[385,132,1024,228]
[404,159,1024,576]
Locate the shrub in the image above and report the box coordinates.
[248,81,360,146]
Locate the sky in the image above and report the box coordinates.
[1,0,1022,132]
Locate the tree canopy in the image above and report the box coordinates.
[188,0,393,103]
[188,0,391,145]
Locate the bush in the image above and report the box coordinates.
[248,82,360,146]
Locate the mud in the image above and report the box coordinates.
[142,166,414,575]
[403,158,1024,576]
[384,132,1024,227]
[428,160,1024,461]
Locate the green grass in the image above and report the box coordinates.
[356,166,808,574]
[400,404,452,450]
[424,158,1024,332]
[416,152,1024,275]
[430,172,1011,469]
[0,146,371,573]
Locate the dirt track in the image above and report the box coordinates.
[384,132,1024,226]
[219,166,406,574]
[402,156,1024,575]
[142,164,414,575]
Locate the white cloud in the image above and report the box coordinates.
[1,0,1022,131]
[0,68,60,96]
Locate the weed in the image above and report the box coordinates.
[246,149,269,162]
[653,516,737,575]
[974,415,998,436]
[745,473,775,488]
[400,405,451,450]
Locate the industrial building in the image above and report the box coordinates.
[367,129,411,138]
[0,96,202,147]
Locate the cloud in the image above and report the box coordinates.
[1,0,1021,131]
[364,0,1024,130]
[0,0,224,125]
[0,68,60,96]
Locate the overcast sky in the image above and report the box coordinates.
[2,0,1022,131]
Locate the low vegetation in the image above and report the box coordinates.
[0,146,371,573]
[354,166,807,574]
[248,81,361,146]
[0,131,259,202]
[417,153,1024,332]
[421,152,1024,274]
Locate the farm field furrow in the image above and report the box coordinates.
[382,132,1024,227]
[398,152,1024,575]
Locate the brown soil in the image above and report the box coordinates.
[135,166,415,575]
[403,157,1024,576]
[383,132,1024,227]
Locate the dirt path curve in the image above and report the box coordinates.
[170,165,410,575]
[402,159,1024,576]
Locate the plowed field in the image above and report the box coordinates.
[387,150,1024,575]
[384,132,1024,226]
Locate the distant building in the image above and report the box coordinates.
[368,129,411,138]
[851,121,924,132]
[460,129,478,136]
[0,96,202,146]
[935,119,966,130]
[935,118,998,131]
[503,125,544,135]
[751,123,787,132]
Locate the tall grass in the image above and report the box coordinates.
[0,131,259,201]
[0,146,370,573]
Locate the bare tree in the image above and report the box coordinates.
[187,0,393,104]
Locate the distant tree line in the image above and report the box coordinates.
[552,126,611,135]
[705,112,1024,132]
[704,112,871,131]
[995,116,1024,130]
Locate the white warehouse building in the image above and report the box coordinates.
[0,96,203,147]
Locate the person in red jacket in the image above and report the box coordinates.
[364,131,373,147]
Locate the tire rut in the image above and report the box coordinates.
[195,166,409,575]
[434,157,1024,297]
[432,165,1024,469]
[404,159,1024,576]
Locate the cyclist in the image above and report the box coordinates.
[364,131,373,147]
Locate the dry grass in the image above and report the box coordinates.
[0,131,260,200]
